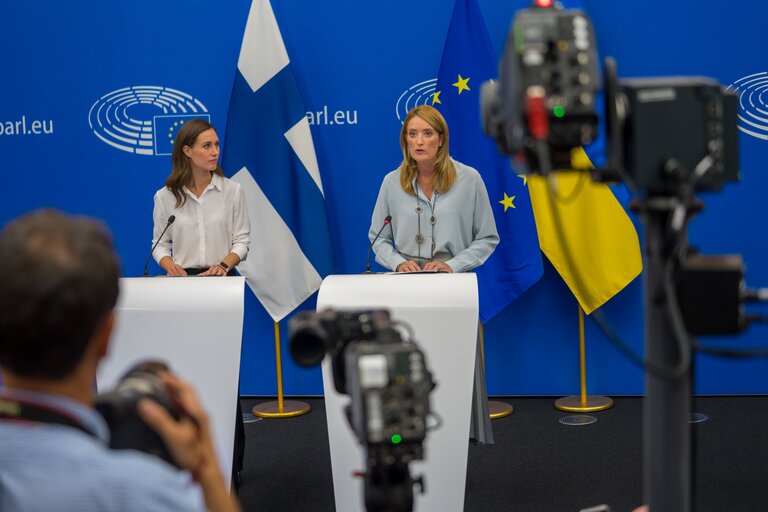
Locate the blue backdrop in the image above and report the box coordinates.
[3,0,767,396]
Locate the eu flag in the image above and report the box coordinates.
[153,114,210,156]
[222,0,334,321]
[436,0,543,322]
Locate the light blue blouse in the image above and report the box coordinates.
[369,158,499,272]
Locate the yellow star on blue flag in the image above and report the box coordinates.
[499,193,516,212]
[452,74,470,94]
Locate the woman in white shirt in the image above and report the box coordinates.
[150,118,250,486]
[152,118,250,276]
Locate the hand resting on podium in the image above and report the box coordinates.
[396,260,452,273]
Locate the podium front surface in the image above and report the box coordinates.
[317,273,479,512]
[96,277,245,486]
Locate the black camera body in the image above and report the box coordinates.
[95,361,181,467]
[481,3,739,195]
[344,332,432,450]
[290,309,434,451]
[617,77,739,195]
[289,309,436,512]
[482,5,600,171]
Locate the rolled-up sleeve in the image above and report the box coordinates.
[230,183,250,261]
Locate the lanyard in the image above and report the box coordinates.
[0,395,95,438]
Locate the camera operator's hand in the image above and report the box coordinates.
[138,373,241,512]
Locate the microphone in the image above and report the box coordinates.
[365,215,392,274]
[144,215,175,276]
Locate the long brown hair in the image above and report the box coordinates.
[398,105,456,194]
[165,118,225,208]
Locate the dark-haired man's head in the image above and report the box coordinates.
[0,209,119,382]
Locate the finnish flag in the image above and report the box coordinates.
[222,0,334,322]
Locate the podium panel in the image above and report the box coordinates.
[96,277,245,484]
[318,273,479,512]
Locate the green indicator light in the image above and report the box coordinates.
[553,105,566,118]
[391,434,403,445]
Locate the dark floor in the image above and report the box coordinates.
[237,396,768,512]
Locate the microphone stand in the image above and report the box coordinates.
[364,216,392,274]
[143,215,175,276]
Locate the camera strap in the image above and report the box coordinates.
[0,395,96,438]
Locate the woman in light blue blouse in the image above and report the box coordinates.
[369,105,499,273]
[369,105,499,444]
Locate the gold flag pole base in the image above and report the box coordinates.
[253,321,312,419]
[478,324,514,420]
[554,306,614,413]
[554,395,613,413]
[488,400,514,419]
[252,400,311,419]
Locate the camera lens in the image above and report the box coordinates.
[289,319,330,367]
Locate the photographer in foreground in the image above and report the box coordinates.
[0,209,240,512]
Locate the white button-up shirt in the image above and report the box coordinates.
[152,173,250,269]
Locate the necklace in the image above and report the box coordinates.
[414,183,438,261]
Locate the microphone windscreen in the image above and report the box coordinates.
[168,215,176,224]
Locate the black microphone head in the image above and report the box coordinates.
[384,215,392,223]
[167,215,176,224]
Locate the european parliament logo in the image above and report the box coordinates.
[396,78,437,123]
[727,72,768,141]
[88,86,210,155]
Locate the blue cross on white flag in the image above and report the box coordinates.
[222,0,334,322]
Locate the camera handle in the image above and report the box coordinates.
[362,456,423,512]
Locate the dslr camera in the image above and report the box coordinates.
[289,309,436,512]
[96,361,183,467]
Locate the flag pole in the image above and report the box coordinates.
[554,305,613,412]
[480,323,514,419]
[253,320,311,418]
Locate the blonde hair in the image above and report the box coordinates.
[398,105,456,194]
[165,118,225,208]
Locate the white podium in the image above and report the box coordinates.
[317,273,479,512]
[96,277,245,485]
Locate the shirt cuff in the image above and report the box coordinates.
[231,243,249,262]
[153,246,172,265]
[390,255,407,271]
[445,259,460,273]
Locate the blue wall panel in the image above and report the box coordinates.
[2,0,767,396]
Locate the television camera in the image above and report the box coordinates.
[480,1,749,337]
[480,2,768,511]
[289,309,436,512]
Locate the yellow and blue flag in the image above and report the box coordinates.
[528,149,642,314]
[436,0,544,323]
